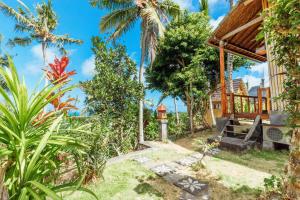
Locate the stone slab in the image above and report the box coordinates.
[175,156,199,167]
[151,164,175,176]
[175,176,209,196]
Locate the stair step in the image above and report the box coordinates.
[226,124,251,127]
[224,130,248,135]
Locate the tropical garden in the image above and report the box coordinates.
[0,0,298,199]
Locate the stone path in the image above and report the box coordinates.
[108,140,271,199]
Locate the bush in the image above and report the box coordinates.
[144,111,189,141]
[0,58,97,199]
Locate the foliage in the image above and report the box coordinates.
[82,37,142,155]
[144,111,189,141]
[46,56,77,112]
[0,0,82,56]
[91,0,180,143]
[193,139,219,168]
[146,12,213,132]
[0,58,97,199]
[263,0,300,198]
[144,113,159,141]
[65,116,107,183]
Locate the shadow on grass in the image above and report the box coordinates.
[134,182,163,197]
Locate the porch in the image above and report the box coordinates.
[223,87,271,120]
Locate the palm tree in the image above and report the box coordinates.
[227,0,234,93]
[91,0,179,143]
[0,0,82,66]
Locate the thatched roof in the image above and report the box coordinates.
[208,0,267,62]
[212,79,248,102]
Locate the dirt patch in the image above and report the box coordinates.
[141,175,181,200]
[194,166,262,200]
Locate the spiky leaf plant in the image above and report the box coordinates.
[0,58,97,199]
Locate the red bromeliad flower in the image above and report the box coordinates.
[45,56,78,113]
[46,56,76,84]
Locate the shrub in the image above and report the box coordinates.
[0,58,97,199]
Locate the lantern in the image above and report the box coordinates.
[157,104,167,120]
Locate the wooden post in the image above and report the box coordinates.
[247,97,250,113]
[219,41,227,116]
[266,87,271,113]
[240,96,243,113]
[258,88,263,114]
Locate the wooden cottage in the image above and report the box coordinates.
[208,0,285,120]
[207,0,290,150]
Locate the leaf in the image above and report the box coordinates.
[27,181,61,200]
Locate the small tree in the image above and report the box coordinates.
[263,0,300,198]
[81,37,142,154]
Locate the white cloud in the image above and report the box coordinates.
[249,62,268,75]
[81,56,95,77]
[210,15,224,30]
[173,0,193,10]
[25,44,59,75]
[241,63,270,89]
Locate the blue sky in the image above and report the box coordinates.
[0,0,268,113]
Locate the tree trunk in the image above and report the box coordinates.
[190,82,195,134]
[227,53,234,93]
[185,87,194,135]
[286,128,300,198]
[138,48,145,144]
[174,97,180,125]
[227,0,234,94]
[209,93,216,126]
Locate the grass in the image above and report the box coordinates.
[175,129,289,176]
[65,160,180,200]
[214,149,288,175]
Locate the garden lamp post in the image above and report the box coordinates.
[157,104,168,142]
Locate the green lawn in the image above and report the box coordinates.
[65,160,180,200]
[175,129,289,176]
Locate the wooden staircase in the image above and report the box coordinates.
[209,115,263,151]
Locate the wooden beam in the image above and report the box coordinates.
[208,39,267,62]
[219,41,227,116]
[221,16,263,40]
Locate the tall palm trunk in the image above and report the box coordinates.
[227,0,234,94]
[138,33,146,143]
[174,97,179,125]
[42,42,49,87]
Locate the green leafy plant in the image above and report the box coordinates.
[193,139,219,168]
[82,37,142,155]
[263,0,300,198]
[0,58,97,199]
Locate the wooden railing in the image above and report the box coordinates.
[224,88,271,119]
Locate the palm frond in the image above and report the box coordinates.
[109,14,139,40]
[54,35,83,45]
[0,2,35,28]
[7,37,32,47]
[199,0,209,15]
[14,23,32,33]
[89,0,134,9]
[140,3,165,37]
[158,0,180,20]
[100,6,138,32]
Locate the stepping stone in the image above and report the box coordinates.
[191,153,203,160]
[175,177,209,196]
[163,173,185,184]
[133,156,150,164]
[176,156,198,166]
[151,164,175,176]
[207,148,221,156]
